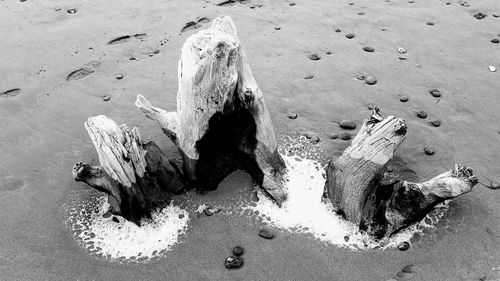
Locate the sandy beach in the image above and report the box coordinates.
[1,0,500,280]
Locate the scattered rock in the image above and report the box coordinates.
[335,28,342,33]
[340,120,356,130]
[426,22,434,26]
[489,66,497,72]
[225,256,243,269]
[308,53,321,60]
[430,119,441,127]
[287,112,298,119]
[67,68,94,81]
[305,133,313,139]
[258,229,275,239]
[489,181,500,190]
[493,13,499,18]
[363,46,375,53]
[339,132,351,141]
[102,211,112,218]
[116,74,124,80]
[473,12,487,20]
[0,88,21,98]
[416,110,427,119]
[326,51,332,55]
[402,264,415,273]
[429,89,441,97]
[310,136,320,144]
[233,246,244,256]
[424,146,435,155]
[356,75,366,80]
[330,133,339,139]
[204,206,222,216]
[304,74,314,79]
[368,104,375,110]
[398,47,407,54]
[107,33,147,45]
[67,8,77,14]
[398,241,410,251]
[112,216,120,223]
[103,95,111,101]
[491,38,499,44]
[289,2,296,6]
[399,56,407,60]
[344,235,349,242]
[358,12,365,15]
[408,0,415,3]
[345,33,355,39]
[400,96,409,102]
[365,76,377,85]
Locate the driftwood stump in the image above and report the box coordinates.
[72,115,183,225]
[325,109,478,238]
[135,16,287,205]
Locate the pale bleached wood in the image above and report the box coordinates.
[135,16,287,204]
[325,110,477,238]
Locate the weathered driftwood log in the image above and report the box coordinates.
[325,109,478,238]
[135,16,287,205]
[72,115,183,225]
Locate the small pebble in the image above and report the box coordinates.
[357,12,365,15]
[204,206,222,216]
[287,112,298,119]
[398,47,407,54]
[473,12,487,19]
[402,264,415,273]
[489,66,496,72]
[491,38,499,44]
[490,181,500,190]
[335,28,342,33]
[424,146,435,155]
[310,136,320,144]
[308,53,321,61]
[304,74,314,79]
[274,26,281,30]
[233,246,244,256]
[492,13,499,18]
[363,46,375,53]
[305,133,313,139]
[416,110,427,118]
[426,22,434,26]
[368,104,375,110]
[345,33,355,39]
[429,88,441,97]
[289,2,296,6]
[339,132,351,140]
[116,74,124,80]
[399,56,407,60]
[408,0,414,3]
[339,120,357,130]
[326,51,332,55]
[112,216,119,223]
[225,256,243,269]
[67,8,77,14]
[344,235,349,242]
[258,229,275,239]
[356,75,366,80]
[398,241,410,251]
[365,76,377,85]
[103,95,111,101]
[400,96,409,102]
[430,119,441,127]
[330,133,339,139]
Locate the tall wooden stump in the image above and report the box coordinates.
[72,115,183,225]
[135,16,287,205]
[325,109,478,238]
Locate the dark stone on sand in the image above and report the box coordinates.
[429,88,441,97]
[103,95,110,101]
[416,110,427,119]
[473,12,487,20]
[491,38,499,44]
[398,56,406,60]
[287,112,298,119]
[225,256,243,269]
[398,241,410,251]
[326,51,332,55]
[365,76,377,85]
[335,29,341,33]
[340,120,356,130]
[178,213,185,219]
[67,8,77,14]
[233,246,244,256]
[308,53,321,61]
[304,74,314,79]
[430,119,441,127]
[274,26,281,30]
[345,33,355,39]
[310,136,320,144]
[305,133,313,139]
[339,132,351,141]
[363,46,375,53]
[258,229,275,239]
[112,216,119,223]
[330,133,339,139]
[116,74,124,80]
[400,96,409,102]
[344,235,349,242]
[289,2,296,6]
[424,146,435,155]
[426,22,434,26]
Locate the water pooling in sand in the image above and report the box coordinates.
[245,134,451,250]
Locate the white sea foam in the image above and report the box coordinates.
[246,135,450,250]
[66,195,189,262]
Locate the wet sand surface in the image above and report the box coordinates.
[1,0,500,280]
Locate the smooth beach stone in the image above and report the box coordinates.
[233,246,244,256]
[416,110,427,118]
[345,33,355,39]
[398,47,407,54]
[308,53,321,60]
[287,112,298,119]
[398,241,410,251]
[429,89,441,97]
[363,46,375,52]
[491,38,499,44]
[365,76,377,85]
[340,120,357,130]
[225,256,243,269]
[116,74,124,80]
[400,96,409,102]
[258,229,275,239]
[424,146,435,155]
[103,95,111,101]
[330,133,339,139]
[430,119,441,127]
[339,132,351,140]
[274,26,281,30]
